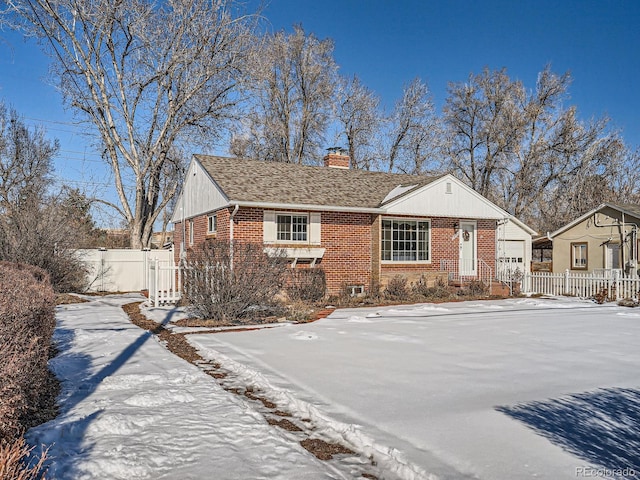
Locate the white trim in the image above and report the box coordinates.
[380,217,432,264]
[549,204,606,238]
[207,214,217,234]
[170,157,230,223]
[549,202,640,239]
[459,219,477,276]
[264,247,325,267]
[309,212,321,244]
[276,212,309,243]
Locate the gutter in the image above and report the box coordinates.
[229,204,239,270]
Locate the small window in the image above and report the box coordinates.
[346,285,365,297]
[277,214,308,242]
[571,242,587,270]
[207,214,217,234]
[188,219,194,246]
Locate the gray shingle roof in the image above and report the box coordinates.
[195,155,441,209]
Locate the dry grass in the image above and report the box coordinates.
[0,438,49,480]
[55,293,88,305]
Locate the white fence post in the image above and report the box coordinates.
[564,269,570,295]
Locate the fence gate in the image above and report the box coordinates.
[148,259,182,307]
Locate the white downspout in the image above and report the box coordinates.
[229,204,239,270]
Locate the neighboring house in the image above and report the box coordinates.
[540,203,640,277]
[171,151,536,294]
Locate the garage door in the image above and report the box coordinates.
[499,240,525,271]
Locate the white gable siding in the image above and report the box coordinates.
[171,159,228,222]
[383,175,506,220]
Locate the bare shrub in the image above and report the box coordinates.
[0,105,89,293]
[413,276,452,300]
[0,437,48,480]
[459,280,489,297]
[384,275,409,301]
[286,269,326,303]
[368,279,381,301]
[182,240,288,323]
[0,262,55,443]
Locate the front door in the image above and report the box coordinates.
[459,221,477,276]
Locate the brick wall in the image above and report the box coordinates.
[173,208,231,264]
[175,209,497,295]
[378,217,497,285]
[233,208,372,294]
[320,212,373,294]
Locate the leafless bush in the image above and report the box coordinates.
[0,437,49,480]
[0,198,89,293]
[285,269,326,303]
[0,262,55,443]
[459,280,489,297]
[182,240,288,322]
[413,276,452,300]
[0,105,89,293]
[384,275,409,300]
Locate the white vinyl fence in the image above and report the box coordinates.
[148,259,182,307]
[79,248,174,293]
[521,269,640,301]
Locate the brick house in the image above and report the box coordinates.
[171,151,535,294]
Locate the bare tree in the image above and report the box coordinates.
[443,66,634,231]
[334,75,381,170]
[443,68,525,197]
[0,103,88,291]
[382,78,442,174]
[5,0,256,248]
[232,25,337,164]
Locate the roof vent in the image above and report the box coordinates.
[324,147,350,169]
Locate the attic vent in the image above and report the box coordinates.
[445,182,452,194]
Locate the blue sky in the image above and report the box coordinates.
[0,0,639,225]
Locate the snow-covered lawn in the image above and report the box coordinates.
[27,295,640,480]
[26,295,338,479]
[181,297,640,480]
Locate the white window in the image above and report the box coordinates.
[207,214,217,234]
[571,242,587,269]
[188,219,194,246]
[277,214,308,242]
[381,218,430,262]
[264,211,320,244]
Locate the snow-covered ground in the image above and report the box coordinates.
[180,297,640,480]
[26,295,340,479]
[27,295,640,480]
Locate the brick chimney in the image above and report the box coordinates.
[323,147,350,169]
